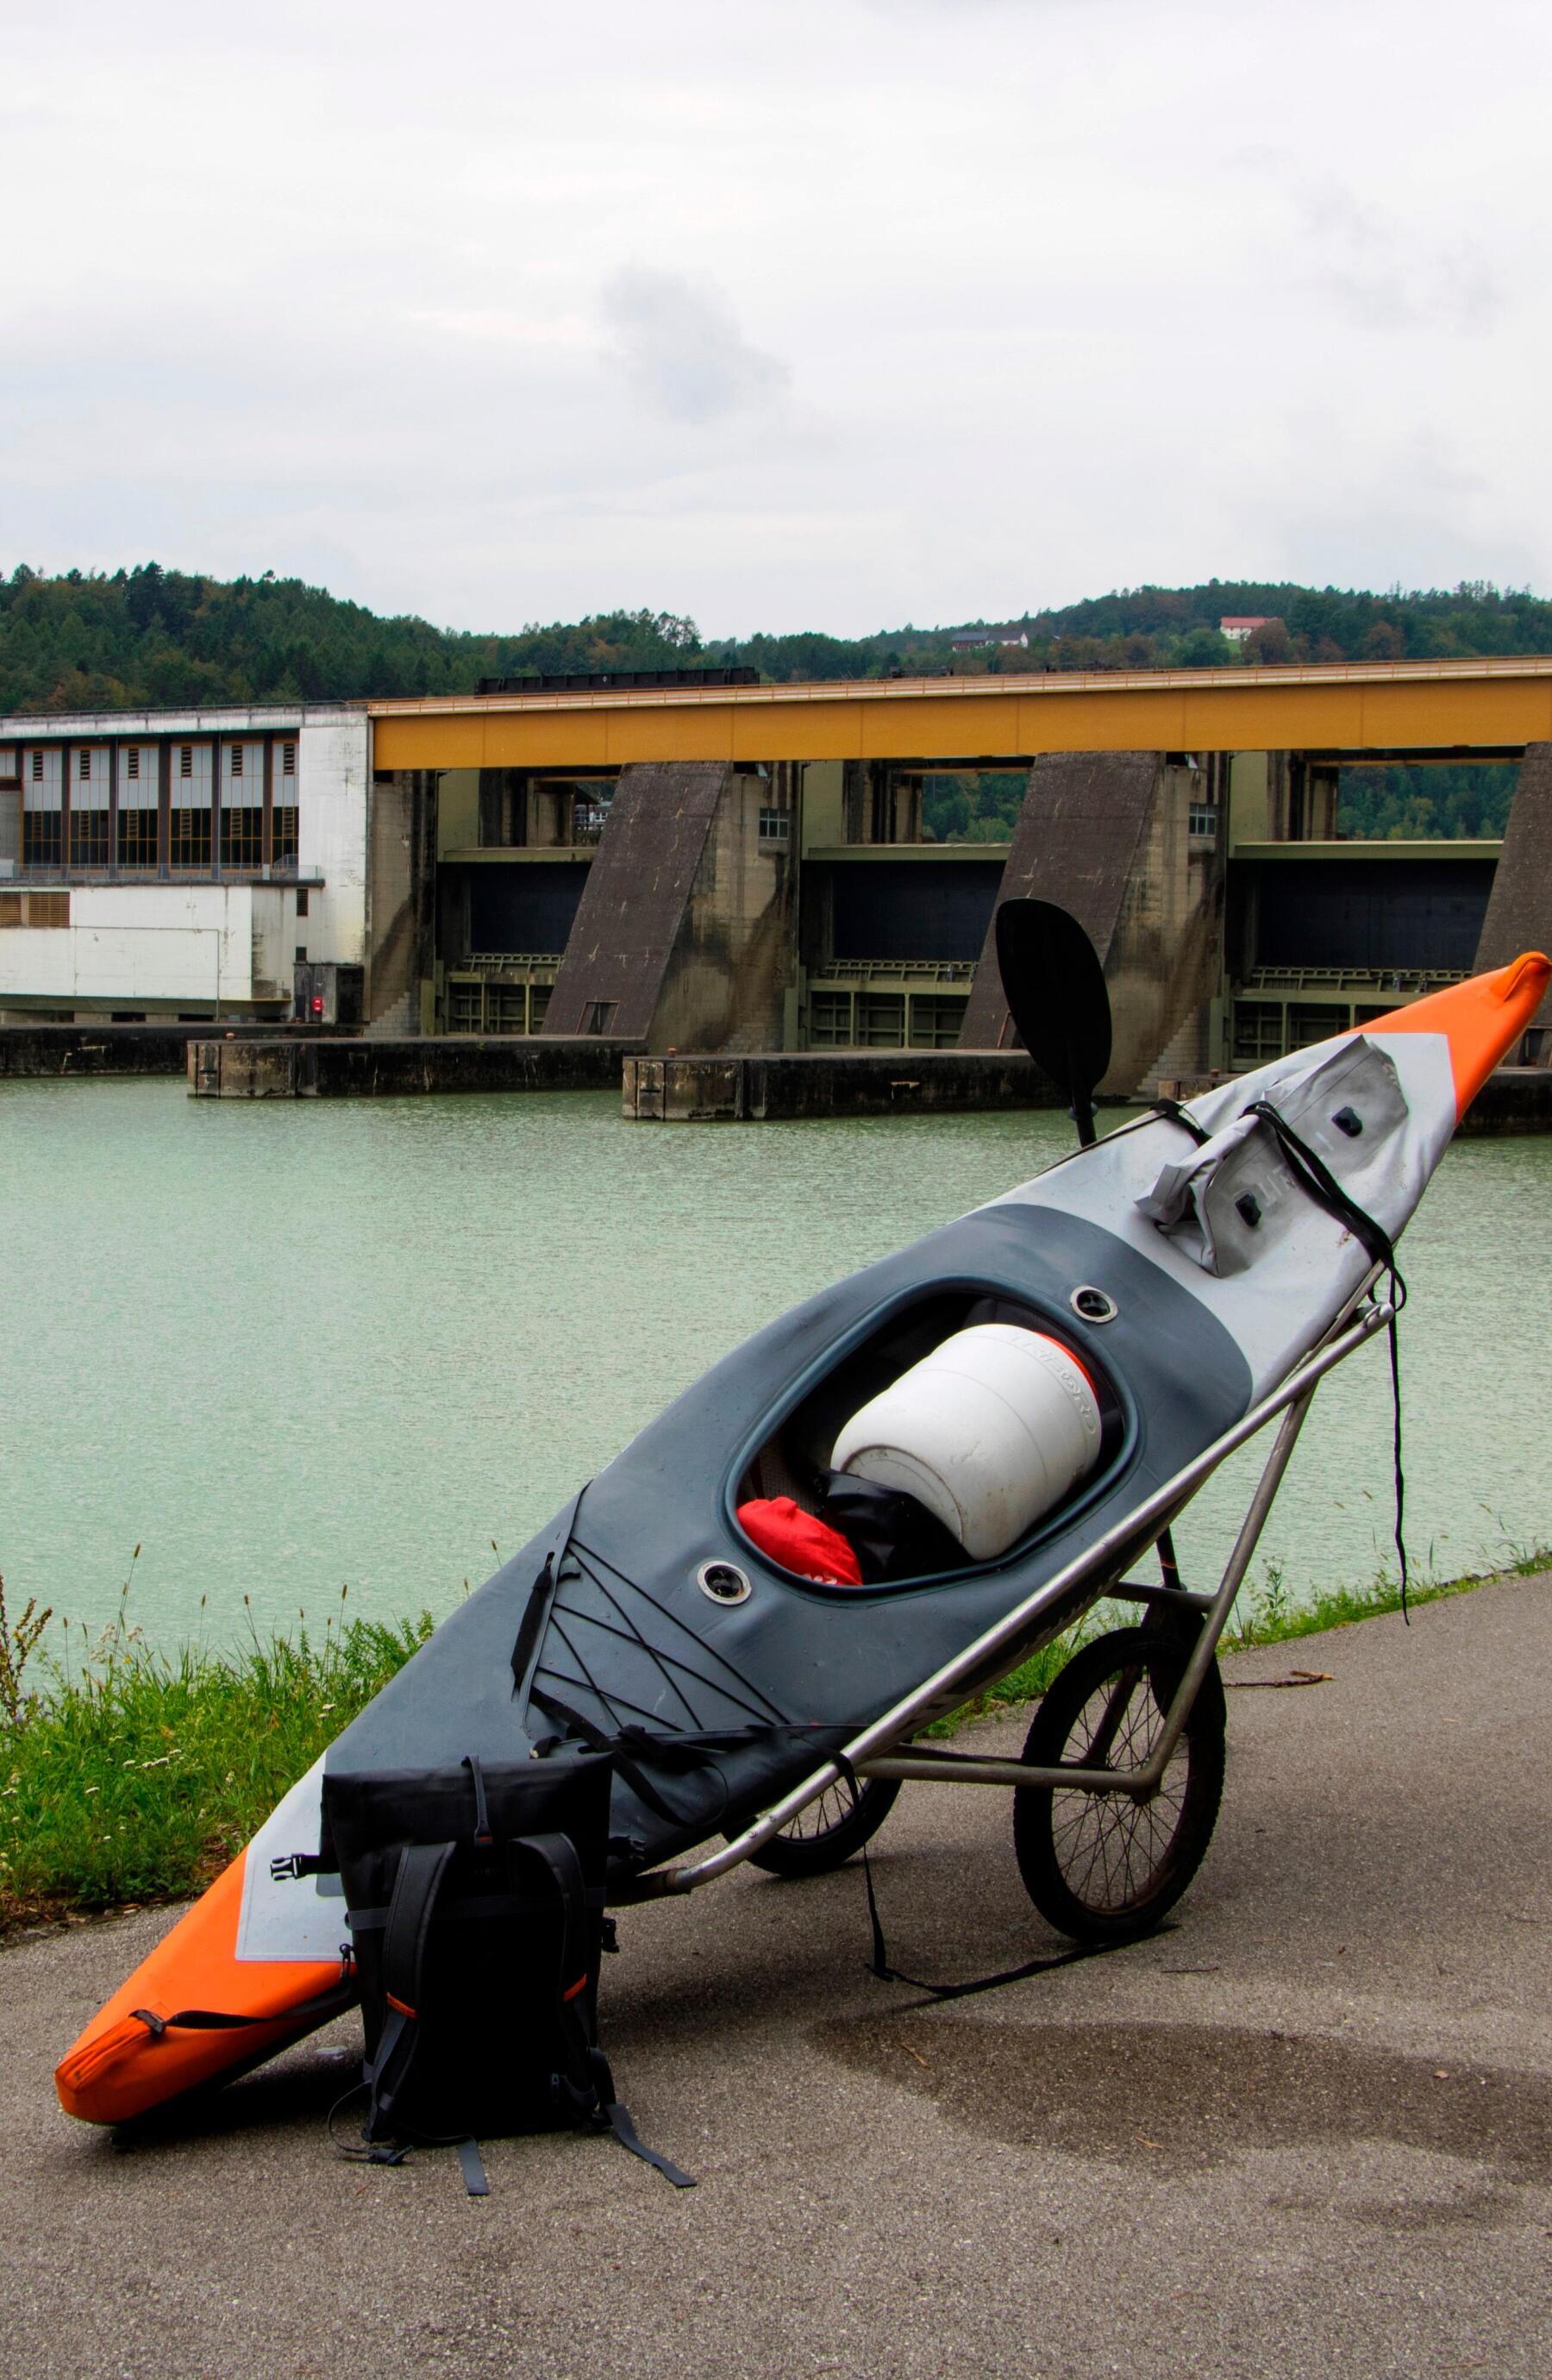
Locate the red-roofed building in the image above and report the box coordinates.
[950,623,1030,651]
[1218,616,1274,642]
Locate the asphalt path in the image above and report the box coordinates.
[3,1571,1550,2380]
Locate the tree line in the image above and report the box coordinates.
[0,561,1536,836]
[921,762,1518,842]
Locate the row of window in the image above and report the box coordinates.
[808,991,967,1049]
[446,980,554,1035]
[1231,999,1395,1064]
[20,805,299,871]
[1,738,297,806]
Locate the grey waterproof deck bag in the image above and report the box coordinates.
[322,1751,691,2183]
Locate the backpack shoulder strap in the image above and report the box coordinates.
[514,1830,695,2189]
[362,1838,454,2139]
[516,1830,593,2007]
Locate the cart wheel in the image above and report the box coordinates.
[1012,1626,1224,1945]
[744,1776,901,1879]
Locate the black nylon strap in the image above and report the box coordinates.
[512,1556,555,1694]
[600,2094,697,2188]
[515,1830,591,2009]
[1150,1095,1211,1145]
[827,1754,1170,2001]
[456,2139,490,2197]
[510,1489,585,1696]
[835,1757,1173,2001]
[518,1832,695,2187]
[1245,1099,1399,1271]
[528,1691,685,1825]
[384,1840,455,2014]
[1245,1096,1411,1614]
[363,1839,454,2132]
[133,1963,355,2039]
[463,1755,494,1845]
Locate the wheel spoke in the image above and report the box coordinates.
[1042,1650,1206,1913]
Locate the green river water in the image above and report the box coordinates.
[2,1080,1548,1650]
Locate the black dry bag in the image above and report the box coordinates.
[322,1751,691,2185]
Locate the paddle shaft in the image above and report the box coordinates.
[1064,1018,1097,1148]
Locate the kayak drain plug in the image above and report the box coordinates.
[698,1561,752,1606]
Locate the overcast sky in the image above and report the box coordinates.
[3,0,1548,636]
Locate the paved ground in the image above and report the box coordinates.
[3,1572,1550,2380]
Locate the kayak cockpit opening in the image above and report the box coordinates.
[734,1289,1126,1588]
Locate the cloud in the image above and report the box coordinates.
[1299,184,1504,335]
[599,266,790,424]
[1,0,1550,633]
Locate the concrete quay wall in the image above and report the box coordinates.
[0,1020,313,1077]
[187,1033,640,1098]
[623,1048,1066,1120]
[624,1049,1552,1128]
[1456,1066,1552,1134]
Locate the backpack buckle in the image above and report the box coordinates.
[270,1851,327,1882]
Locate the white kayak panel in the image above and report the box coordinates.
[235,1759,343,1964]
[1001,1027,1455,1401]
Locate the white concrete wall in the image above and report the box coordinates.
[0,883,295,1005]
[297,712,368,963]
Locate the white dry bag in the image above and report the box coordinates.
[829,1323,1103,1563]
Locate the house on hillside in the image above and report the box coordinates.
[1218,616,1274,643]
[949,623,1030,652]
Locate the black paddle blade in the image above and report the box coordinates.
[994,899,1111,1139]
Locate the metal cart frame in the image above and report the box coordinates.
[634,1289,1395,1901]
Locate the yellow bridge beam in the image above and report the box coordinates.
[368,656,1552,773]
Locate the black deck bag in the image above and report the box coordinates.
[818,1470,968,1583]
[322,1750,690,2184]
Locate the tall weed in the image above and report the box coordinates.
[1,1582,432,1928]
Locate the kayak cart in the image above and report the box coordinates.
[629,1288,1394,1945]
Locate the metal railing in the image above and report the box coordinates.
[12,862,311,886]
[458,953,562,974]
[810,960,976,986]
[1242,966,1468,996]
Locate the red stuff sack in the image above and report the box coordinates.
[736,1497,862,1586]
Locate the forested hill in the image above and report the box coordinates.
[5,563,1552,722]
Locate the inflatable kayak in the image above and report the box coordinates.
[58,943,1549,2127]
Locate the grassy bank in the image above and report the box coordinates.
[0,1575,431,1932]
[2,1547,1546,1932]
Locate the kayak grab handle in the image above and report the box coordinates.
[641,1297,1394,1895]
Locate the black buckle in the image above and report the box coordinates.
[269,1851,327,1882]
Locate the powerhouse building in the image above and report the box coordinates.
[0,706,368,1022]
[2,666,1547,1092]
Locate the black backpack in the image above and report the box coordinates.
[322,1750,691,2190]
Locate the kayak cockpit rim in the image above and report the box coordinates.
[721,1268,1141,1597]
[624,1291,1395,1900]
